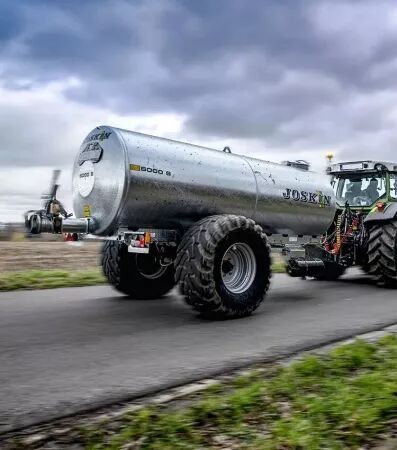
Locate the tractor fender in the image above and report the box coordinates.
[364,202,397,223]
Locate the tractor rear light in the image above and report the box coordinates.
[376,201,386,212]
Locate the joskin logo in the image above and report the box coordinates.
[83,130,112,143]
[282,188,332,207]
[78,142,103,165]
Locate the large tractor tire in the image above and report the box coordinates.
[175,215,271,319]
[367,221,397,286]
[102,240,175,299]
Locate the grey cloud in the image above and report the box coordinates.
[1,0,397,163]
[0,93,89,168]
[0,167,73,222]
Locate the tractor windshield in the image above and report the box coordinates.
[391,173,397,199]
[333,174,386,206]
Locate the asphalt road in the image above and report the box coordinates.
[1,271,397,433]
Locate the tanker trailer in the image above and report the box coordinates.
[26,125,336,319]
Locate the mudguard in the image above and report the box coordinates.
[364,202,397,223]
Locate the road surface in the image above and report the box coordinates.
[1,271,397,433]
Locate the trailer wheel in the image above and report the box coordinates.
[102,240,175,299]
[367,221,397,286]
[175,215,271,319]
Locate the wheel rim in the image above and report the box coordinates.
[135,255,168,279]
[221,242,256,294]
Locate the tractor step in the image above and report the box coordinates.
[286,257,325,277]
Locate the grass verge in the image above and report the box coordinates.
[0,268,106,291]
[271,260,286,273]
[76,336,397,450]
[0,261,286,292]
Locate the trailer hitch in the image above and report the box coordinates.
[26,211,95,235]
[24,169,96,235]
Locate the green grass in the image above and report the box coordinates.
[0,268,106,291]
[0,261,286,292]
[271,259,286,273]
[78,336,397,450]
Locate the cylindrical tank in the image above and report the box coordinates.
[72,125,336,236]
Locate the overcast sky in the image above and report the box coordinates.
[1,0,397,221]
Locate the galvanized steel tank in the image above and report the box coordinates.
[72,125,336,236]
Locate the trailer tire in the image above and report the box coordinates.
[102,240,175,299]
[367,222,397,286]
[175,215,271,319]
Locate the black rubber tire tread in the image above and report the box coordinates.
[175,215,271,319]
[361,255,371,275]
[367,224,383,278]
[102,240,175,299]
[367,222,397,286]
[102,240,121,286]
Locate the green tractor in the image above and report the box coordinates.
[287,161,397,285]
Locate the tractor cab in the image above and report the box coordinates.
[327,161,397,211]
[287,159,397,284]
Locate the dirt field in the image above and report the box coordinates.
[0,240,102,272]
[0,239,284,274]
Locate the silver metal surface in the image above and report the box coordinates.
[328,160,397,174]
[72,126,336,236]
[267,234,320,248]
[221,243,256,294]
[28,214,93,234]
[127,247,149,254]
[61,218,92,234]
[29,215,53,234]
